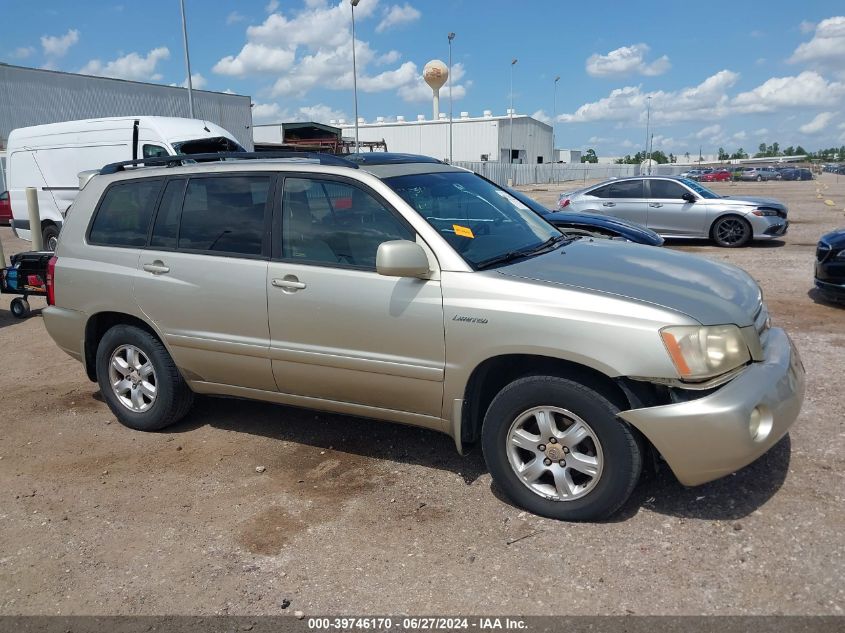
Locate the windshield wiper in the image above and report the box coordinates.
[475,234,572,270]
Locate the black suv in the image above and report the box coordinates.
[815,229,845,302]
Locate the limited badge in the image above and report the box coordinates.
[453,224,475,238]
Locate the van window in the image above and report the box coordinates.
[89,179,163,247]
[177,176,270,256]
[143,144,169,159]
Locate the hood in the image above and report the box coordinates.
[719,195,787,211]
[496,239,761,326]
[820,228,845,248]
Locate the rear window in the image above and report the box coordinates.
[177,176,270,256]
[88,179,162,247]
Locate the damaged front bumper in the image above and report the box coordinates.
[619,327,805,486]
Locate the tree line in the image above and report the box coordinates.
[580,143,845,165]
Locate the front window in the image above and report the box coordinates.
[677,178,721,199]
[384,171,562,269]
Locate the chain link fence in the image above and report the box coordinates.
[452,161,688,187]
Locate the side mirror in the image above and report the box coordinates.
[376,240,431,278]
[682,192,696,203]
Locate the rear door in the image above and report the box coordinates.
[646,178,707,237]
[133,173,276,391]
[598,179,648,225]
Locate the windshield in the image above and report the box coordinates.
[171,136,246,157]
[384,171,562,268]
[678,178,721,199]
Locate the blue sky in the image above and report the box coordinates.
[3,0,845,157]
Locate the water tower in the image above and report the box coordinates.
[423,60,448,120]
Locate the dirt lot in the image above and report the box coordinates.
[0,175,843,616]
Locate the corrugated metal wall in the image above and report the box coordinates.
[339,116,552,164]
[0,65,253,151]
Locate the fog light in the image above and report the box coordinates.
[749,406,773,442]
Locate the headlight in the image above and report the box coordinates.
[752,209,778,216]
[835,250,845,260]
[660,325,751,381]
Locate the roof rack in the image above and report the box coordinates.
[99,151,359,175]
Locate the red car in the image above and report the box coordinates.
[0,191,11,225]
[700,169,731,182]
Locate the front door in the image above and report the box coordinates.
[267,175,446,417]
[133,174,276,391]
[646,178,707,237]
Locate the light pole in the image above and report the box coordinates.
[510,58,517,164]
[644,95,652,174]
[552,75,560,165]
[179,0,194,118]
[448,32,455,164]
[350,0,361,153]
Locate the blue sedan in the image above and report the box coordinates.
[505,187,664,246]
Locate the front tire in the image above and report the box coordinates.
[482,376,642,521]
[711,215,752,247]
[96,324,194,431]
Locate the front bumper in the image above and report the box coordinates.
[750,216,788,240]
[619,327,804,486]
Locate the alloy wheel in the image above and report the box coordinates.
[108,344,157,412]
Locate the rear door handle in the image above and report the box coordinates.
[272,277,307,292]
[602,202,616,207]
[142,261,170,275]
[649,203,663,208]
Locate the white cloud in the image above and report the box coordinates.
[376,4,421,33]
[266,0,280,13]
[172,73,207,89]
[695,124,722,140]
[214,43,296,75]
[799,20,816,34]
[10,46,35,59]
[585,44,670,78]
[733,71,844,112]
[79,47,170,81]
[376,50,401,65]
[799,111,835,134]
[753,128,769,136]
[251,102,348,125]
[226,11,246,25]
[41,29,79,58]
[531,110,551,124]
[790,16,845,67]
[559,70,738,124]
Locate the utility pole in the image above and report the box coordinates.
[510,58,517,164]
[351,0,361,153]
[448,32,455,163]
[644,95,651,174]
[552,75,560,165]
[179,0,195,118]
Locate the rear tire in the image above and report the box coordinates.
[42,224,60,252]
[711,215,752,248]
[481,375,642,521]
[96,324,194,431]
[756,175,763,182]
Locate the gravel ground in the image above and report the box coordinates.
[0,174,843,616]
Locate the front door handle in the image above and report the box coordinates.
[143,261,170,275]
[272,276,307,292]
[649,203,663,208]
[602,202,616,207]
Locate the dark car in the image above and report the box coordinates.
[506,187,664,246]
[780,168,813,181]
[0,191,11,225]
[815,229,845,303]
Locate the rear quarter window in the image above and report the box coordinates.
[88,179,163,247]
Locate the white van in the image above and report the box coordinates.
[7,116,245,249]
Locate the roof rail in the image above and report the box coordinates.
[99,151,359,175]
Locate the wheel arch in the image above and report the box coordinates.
[709,212,751,239]
[83,312,165,382]
[458,353,635,450]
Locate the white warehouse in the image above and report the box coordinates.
[337,110,554,164]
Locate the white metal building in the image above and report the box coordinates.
[337,110,554,164]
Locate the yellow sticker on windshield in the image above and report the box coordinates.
[453,224,475,238]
